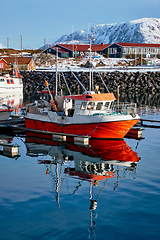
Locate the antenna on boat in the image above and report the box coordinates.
[72,25,74,58]
[87,23,95,93]
[55,47,58,96]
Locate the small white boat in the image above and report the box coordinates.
[0,69,23,93]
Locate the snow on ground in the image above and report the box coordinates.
[34,53,160,72]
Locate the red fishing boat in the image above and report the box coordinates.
[25,45,140,139]
[25,91,140,139]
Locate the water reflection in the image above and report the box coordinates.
[25,136,140,194]
[0,92,23,114]
[25,136,140,239]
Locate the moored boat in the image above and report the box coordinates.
[25,91,140,139]
[0,68,23,93]
[24,43,140,139]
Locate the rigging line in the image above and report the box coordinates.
[96,70,110,93]
[86,115,104,136]
[61,72,71,95]
[67,67,87,92]
[96,178,108,201]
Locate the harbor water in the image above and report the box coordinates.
[0,95,160,239]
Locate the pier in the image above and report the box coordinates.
[140,119,160,128]
[0,142,20,157]
[12,125,90,146]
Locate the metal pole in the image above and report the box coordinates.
[55,48,58,96]
[7,38,9,48]
[21,35,22,51]
[89,37,91,92]
[44,38,46,50]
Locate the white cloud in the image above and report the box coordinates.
[0,43,5,49]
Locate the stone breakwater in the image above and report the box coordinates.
[21,70,160,106]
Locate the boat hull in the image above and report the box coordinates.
[25,117,140,139]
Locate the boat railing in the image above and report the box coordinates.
[111,102,137,115]
[79,102,137,116]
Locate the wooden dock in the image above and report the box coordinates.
[140,119,160,128]
[12,125,90,146]
[0,142,20,158]
[125,127,143,139]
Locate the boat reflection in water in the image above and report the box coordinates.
[25,135,140,239]
[0,92,23,115]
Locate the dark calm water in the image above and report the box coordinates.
[0,129,160,239]
[0,102,160,239]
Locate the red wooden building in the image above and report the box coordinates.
[0,58,8,69]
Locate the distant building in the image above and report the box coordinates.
[43,43,110,58]
[43,47,69,58]
[105,42,160,58]
[2,57,35,70]
[0,58,8,69]
[43,42,160,59]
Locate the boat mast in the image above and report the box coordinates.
[89,36,92,92]
[55,47,58,96]
[88,23,95,93]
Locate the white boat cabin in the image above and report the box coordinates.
[58,93,116,117]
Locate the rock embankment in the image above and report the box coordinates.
[21,70,160,96]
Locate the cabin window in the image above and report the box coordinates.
[110,101,114,109]
[96,102,103,110]
[104,102,110,110]
[87,102,95,110]
[81,102,87,110]
[7,79,10,84]
[10,79,14,84]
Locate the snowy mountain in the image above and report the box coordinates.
[56,18,160,44]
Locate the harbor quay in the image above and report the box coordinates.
[21,70,160,106]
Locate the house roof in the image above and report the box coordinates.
[114,42,160,48]
[49,47,69,53]
[0,58,8,63]
[3,57,32,65]
[56,43,110,52]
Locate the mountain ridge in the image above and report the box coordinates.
[56,18,160,45]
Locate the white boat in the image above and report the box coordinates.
[0,69,23,93]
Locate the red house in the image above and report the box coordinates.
[0,58,7,69]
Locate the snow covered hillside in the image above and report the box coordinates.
[56,18,160,44]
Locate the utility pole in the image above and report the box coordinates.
[44,38,46,50]
[7,38,9,48]
[21,35,22,51]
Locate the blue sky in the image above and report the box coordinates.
[1,0,160,49]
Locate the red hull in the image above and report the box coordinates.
[25,118,139,139]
